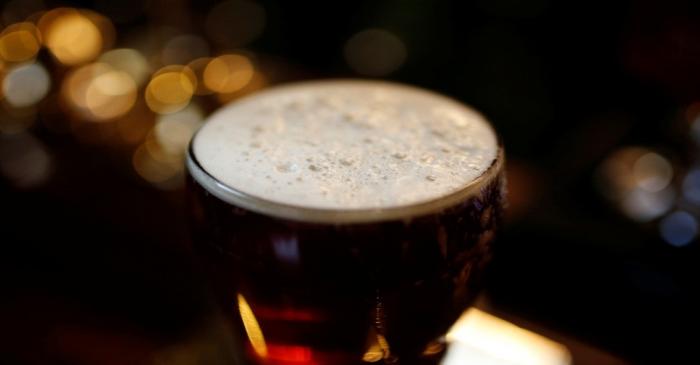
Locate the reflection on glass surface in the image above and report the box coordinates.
[237,293,268,359]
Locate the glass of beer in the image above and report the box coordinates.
[186,80,505,365]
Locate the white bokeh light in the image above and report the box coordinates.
[2,62,51,108]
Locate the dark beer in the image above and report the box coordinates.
[186,81,505,364]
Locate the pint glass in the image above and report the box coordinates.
[186,80,506,364]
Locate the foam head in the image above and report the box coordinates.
[191,80,498,211]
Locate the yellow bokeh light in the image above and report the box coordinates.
[133,104,201,186]
[145,66,196,114]
[39,8,104,66]
[63,63,109,110]
[0,22,42,63]
[203,54,254,94]
[144,132,178,164]
[132,142,181,185]
[99,48,150,86]
[237,293,268,358]
[216,70,267,104]
[62,62,138,121]
[85,70,137,120]
[0,60,4,100]
[187,57,214,95]
[150,73,193,104]
[153,103,203,155]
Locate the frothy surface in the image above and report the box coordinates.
[192,80,498,210]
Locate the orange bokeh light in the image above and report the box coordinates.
[39,8,113,66]
[0,22,42,63]
[203,54,254,94]
[145,65,196,114]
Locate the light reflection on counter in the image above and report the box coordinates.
[443,308,572,365]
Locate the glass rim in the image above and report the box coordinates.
[186,142,504,224]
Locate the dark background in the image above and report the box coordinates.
[2,0,699,364]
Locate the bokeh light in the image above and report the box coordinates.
[0,132,52,188]
[2,62,50,108]
[39,8,112,66]
[187,57,215,95]
[85,68,137,120]
[597,147,675,221]
[344,28,407,76]
[659,211,698,247]
[132,142,182,187]
[203,54,254,94]
[99,48,150,86]
[621,187,675,222]
[216,69,267,104]
[0,22,41,63]
[62,63,111,110]
[145,65,196,114]
[161,34,209,65]
[153,103,204,155]
[598,147,646,192]
[132,103,203,188]
[62,62,138,121]
[205,0,266,49]
[682,168,700,205]
[633,152,673,192]
[0,61,4,95]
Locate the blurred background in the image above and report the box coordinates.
[1,0,698,364]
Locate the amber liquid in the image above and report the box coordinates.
[187,172,504,365]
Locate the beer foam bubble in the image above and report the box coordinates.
[192,80,498,210]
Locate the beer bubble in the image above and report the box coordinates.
[276,162,297,173]
[339,158,354,166]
